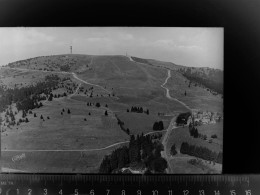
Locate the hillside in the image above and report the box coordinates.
[179,67,223,94]
[131,56,185,70]
[131,56,223,95]
[1,54,223,173]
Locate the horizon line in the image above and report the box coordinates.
[0,53,223,71]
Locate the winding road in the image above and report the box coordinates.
[1,61,191,159]
[159,69,193,173]
[161,69,192,111]
[1,67,111,94]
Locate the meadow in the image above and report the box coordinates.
[165,122,223,174]
[1,144,129,173]
[1,54,223,173]
[165,123,223,155]
[165,70,223,113]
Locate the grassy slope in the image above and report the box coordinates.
[165,70,223,113]
[1,54,222,173]
[166,123,223,156]
[6,54,93,72]
[196,121,223,145]
[129,56,223,113]
[0,69,46,88]
[1,143,129,173]
[116,112,170,135]
[147,58,184,70]
[166,122,223,174]
[1,98,129,150]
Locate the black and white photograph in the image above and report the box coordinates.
[0,27,223,174]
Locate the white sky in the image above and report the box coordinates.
[0,27,223,70]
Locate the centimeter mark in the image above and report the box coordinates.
[0,174,259,195]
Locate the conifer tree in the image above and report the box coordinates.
[170,144,177,155]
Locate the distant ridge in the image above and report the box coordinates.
[4,54,223,95]
[130,56,223,94]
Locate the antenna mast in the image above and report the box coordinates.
[70,46,72,54]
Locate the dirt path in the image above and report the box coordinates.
[3,140,129,152]
[68,83,81,99]
[2,130,169,153]
[71,72,111,93]
[1,67,111,94]
[161,69,192,111]
[128,56,134,62]
[159,68,193,173]
[160,117,176,173]
[1,167,26,172]
[1,65,190,159]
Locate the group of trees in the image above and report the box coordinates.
[115,115,130,135]
[86,102,107,108]
[127,106,149,115]
[170,144,177,155]
[48,92,67,101]
[189,123,199,138]
[39,114,50,121]
[153,121,164,131]
[211,134,218,139]
[61,108,70,115]
[86,102,94,106]
[60,82,77,95]
[0,74,64,128]
[176,112,191,126]
[179,67,223,95]
[1,74,60,112]
[180,142,222,164]
[99,133,167,173]
[79,86,93,94]
[60,64,70,71]
[4,107,17,127]
[188,123,216,141]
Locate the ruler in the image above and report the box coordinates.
[0,174,259,195]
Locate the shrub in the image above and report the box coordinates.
[170,144,177,155]
[211,134,218,139]
[176,112,191,125]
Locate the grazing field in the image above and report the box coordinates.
[6,54,93,72]
[1,98,129,151]
[1,54,223,173]
[0,69,45,88]
[1,144,128,173]
[77,56,166,94]
[116,112,169,135]
[166,123,223,155]
[165,122,223,174]
[196,121,223,145]
[168,155,222,174]
[165,70,223,113]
